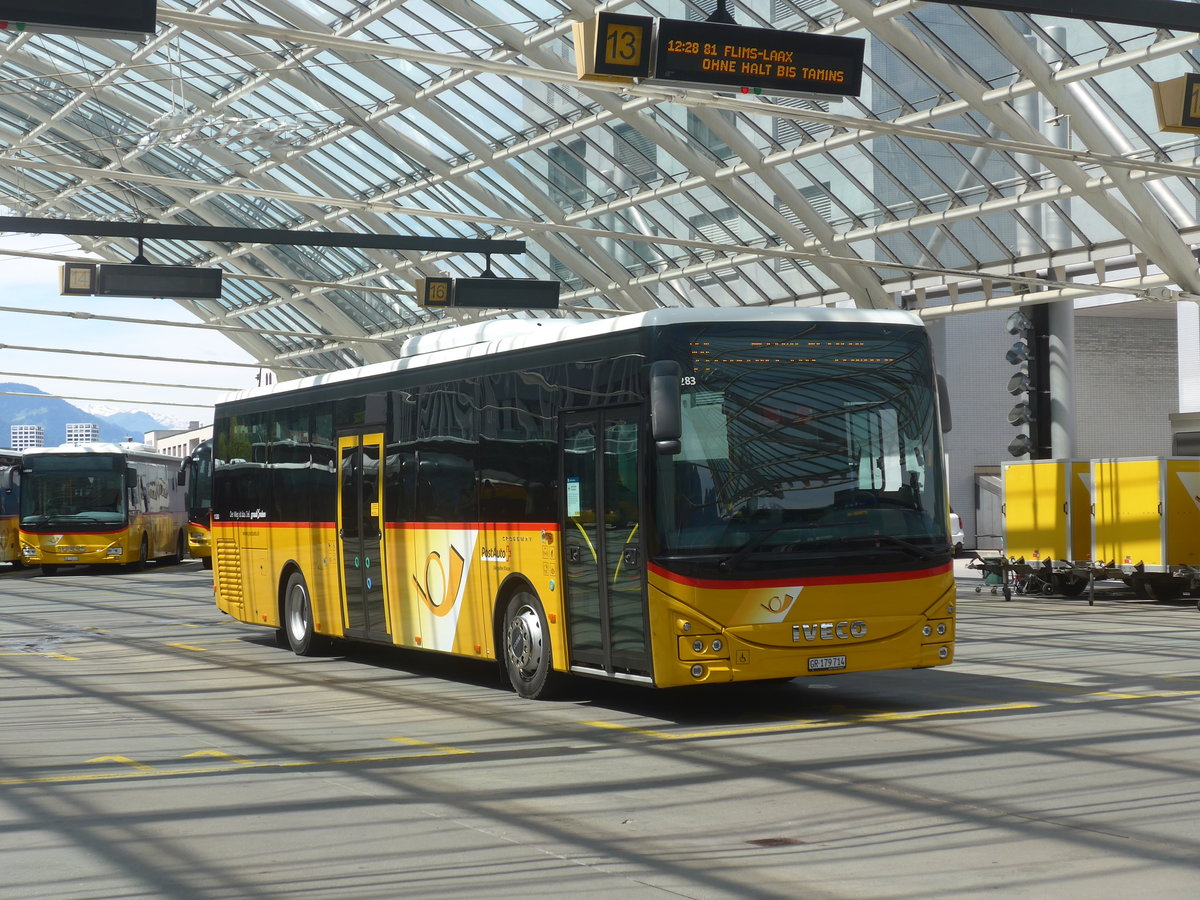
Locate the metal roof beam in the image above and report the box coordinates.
[0,216,523,255]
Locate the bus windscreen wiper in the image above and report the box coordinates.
[831,534,939,561]
[718,523,824,572]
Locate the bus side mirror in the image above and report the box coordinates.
[126,468,139,489]
[177,459,189,487]
[936,373,952,434]
[650,360,683,456]
[0,467,13,492]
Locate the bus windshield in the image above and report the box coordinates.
[654,323,948,574]
[20,455,127,531]
[186,441,213,521]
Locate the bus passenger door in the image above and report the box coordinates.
[561,410,650,681]
[337,433,390,641]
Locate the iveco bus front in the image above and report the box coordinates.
[642,318,956,685]
[19,443,187,574]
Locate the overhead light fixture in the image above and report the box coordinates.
[1008,402,1034,426]
[1008,434,1033,457]
[1006,371,1030,395]
[1005,341,1029,365]
[1005,310,1031,335]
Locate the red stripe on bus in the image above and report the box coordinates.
[213,521,337,529]
[21,527,128,536]
[212,521,559,532]
[647,560,952,590]
[388,521,558,531]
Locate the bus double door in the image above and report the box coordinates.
[337,433,390,641]
[562,410,651,680]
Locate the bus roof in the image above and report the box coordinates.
[21,442,180,463]
[219,306,924,407]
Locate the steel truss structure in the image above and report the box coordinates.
[0,1,1197,377]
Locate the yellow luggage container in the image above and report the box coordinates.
[1091,457,1200,572]
[1002,459,1091,563]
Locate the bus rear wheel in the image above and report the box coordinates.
[283,570,326,656]
[502,591,559,700]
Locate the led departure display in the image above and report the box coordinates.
[652,18,864,97]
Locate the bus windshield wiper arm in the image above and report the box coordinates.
[719,523,821,572]
[835,534,938,561]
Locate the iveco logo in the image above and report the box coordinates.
[792,621,867,642]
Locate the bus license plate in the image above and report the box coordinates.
[808,655,846,672]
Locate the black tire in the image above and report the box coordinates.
[202,556,213,570]
[128,534,149,571]
[160,531,186,566]
[40,565,58,576]
[283,570,325,656]
[502,590,560,700]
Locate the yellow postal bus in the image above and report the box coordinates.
[180,439,214,569]
[20,443,187,574]
[211,308,956,698]
[0,449,20,565]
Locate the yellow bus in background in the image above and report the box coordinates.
[19,443,187,575]
[212,309,956,698]
[180,439,214,569]
[0,449,20,566]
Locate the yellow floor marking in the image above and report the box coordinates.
[184,749,255,765]
[0,651,80,660]
[165,642,208,652]
[1028,683,1200,701]
[1,740,473,786]
[584,684,1200,741]
[387,735,473,756]
[585,702,1041,740]
[88,755,157,772]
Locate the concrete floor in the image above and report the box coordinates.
[2,559,1199,899]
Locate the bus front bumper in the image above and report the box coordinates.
[22,539,127,565]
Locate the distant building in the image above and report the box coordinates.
[10,425,44,450]
[146,421,211,458]
[65,423,100,445]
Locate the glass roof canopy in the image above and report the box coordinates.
[0,1,1197,378]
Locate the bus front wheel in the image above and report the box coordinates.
[128,535,149,571]
[283,571,325,656]
[502,591,559,700]
[161,531,185,566]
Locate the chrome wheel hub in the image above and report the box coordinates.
[508,604,544,678]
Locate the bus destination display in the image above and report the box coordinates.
[652,18,864,98]
[582,13,865,98]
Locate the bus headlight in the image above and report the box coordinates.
[711,639,723,653]
[690,664,704,678]
[692,639,705,653]
[22,546,36,557]
[936,623,947,635]
[106,547,123,556]
[922,625,932,636]
[938,647,949,659]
